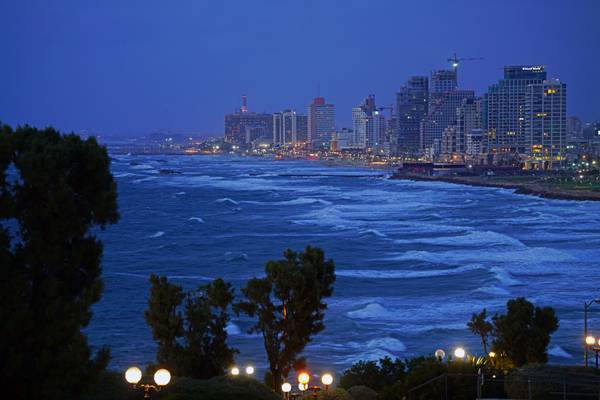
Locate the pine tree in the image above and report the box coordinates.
[235,246,336,389]
[0,124,119,399]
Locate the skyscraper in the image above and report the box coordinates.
[307,97,335,149]
[224,95,272,145]
[524,79,567,169]
[352,95,385,150]
[272,109,307,146]
[395,76,429,154]
[484,65,547,156]
[420,90,474,156]
[430,70,458,95]
[441,97,482,156]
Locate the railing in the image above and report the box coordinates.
[406,371,600,400]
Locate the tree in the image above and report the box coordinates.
[0,124,119,399]
[144,275,237,378]
[491,297,559,367]
[235,246,336,390]
[467,308,493,355]
[339,357,405,391]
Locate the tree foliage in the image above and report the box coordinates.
[235,246,336,389]
[0,124,119,399]
[491,297,558,367]
[467,308,493,355]
[145,275,237,379]
[339,357,405,391]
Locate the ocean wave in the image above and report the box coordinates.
[394,230,526,248]
[224,251,248,261]
[474,285,511,296]
[549,345,572,358]
[173,191,186,196]
[365,337,407,352]
[216,198,239,205]
[336,264,484,280]
[148,231,165,238]
[226,323,241,336]
[189,217,205,223]
[242,197,332,206]
[359,229,388,238]
[132,177,157,184]
[114,172,139,178]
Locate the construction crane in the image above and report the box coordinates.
[447,53,484,83]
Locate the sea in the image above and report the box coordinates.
[87,154,600,374]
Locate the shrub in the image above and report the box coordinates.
[347,385,378,400]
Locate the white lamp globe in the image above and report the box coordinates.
[281,382,292,393]
[231,367,240,376]
[153,369,171,386]
[454,347,466,359]
[321,373,333,386]
[125,367,142,384]
[246,366,255,375]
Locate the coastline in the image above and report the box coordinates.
[390,173,600,202]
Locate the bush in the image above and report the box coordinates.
[82,372,280,400]
[347,385,377,400]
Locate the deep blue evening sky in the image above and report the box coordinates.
[1,0,599,137]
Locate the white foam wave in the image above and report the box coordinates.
[243,197,332,206]
[216,198,239,205]
[173,191,186,196]
[394,230,526,248]
[226,323,241,336]
[189,217,205,223]
[474,286,511,296]
[359,229,388,238]
[148,231,165,238]
[549,345,572,358]
[337,264,484,280]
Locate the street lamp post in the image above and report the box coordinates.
[124,367,171,398]
[584,335,600,368]
[584,299,600,367]
[282,371,334,399]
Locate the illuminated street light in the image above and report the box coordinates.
[231,367,240,376]
[454,347,466,359]
[586,336,596,346]
[154,369,171,386]
[124,366,171,398]
[246,366,255,375]
[281,382,292,400]
[488,351,496,358]
[321,373,333,390]
[434,349,446,362]
[125,367,142,385]
[298,372,310,385]
[298,383,308,391]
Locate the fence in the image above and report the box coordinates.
[406,371,600,400]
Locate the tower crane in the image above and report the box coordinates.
[447,53,484,84]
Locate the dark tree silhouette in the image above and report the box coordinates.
[467,308,493,355]
[0,124,119,399]
[235,246,336,390]
[145,275,237,378]
[492,297,559,367]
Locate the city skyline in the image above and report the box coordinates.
[1,1,599,136]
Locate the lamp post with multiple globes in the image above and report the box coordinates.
[124,366,171,398]
[585,335,600,368]
[280,371,334,399]
[230,365,255,377]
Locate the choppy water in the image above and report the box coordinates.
[88,155,600,374]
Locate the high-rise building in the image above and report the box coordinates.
[420,90,474,156]
[352,95,386,150]
[430,70,458,95]
[567,116,583,140]
[395,76,429,154]
[441,97,482,156]
[483,65,547,156]
[307,97,335,149]
[224,95,272,145]
[524,79,567,169]
[272,109,307,146]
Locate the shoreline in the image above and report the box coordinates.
[390,173,600,202]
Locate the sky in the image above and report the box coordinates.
[1,0,599,137]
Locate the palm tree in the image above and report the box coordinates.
[467,309,493,355]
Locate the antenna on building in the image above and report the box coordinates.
[241,94,248,113]
[317,82,321,97]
